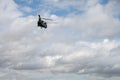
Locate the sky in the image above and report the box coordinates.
[0,0,120,80]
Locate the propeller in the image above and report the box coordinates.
[42,18,53,21]
[47,22,58,24]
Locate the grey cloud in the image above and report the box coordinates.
[10,39,120,78]
[0,0,120,80]
[43,0,98,10]
[106,0,120,15]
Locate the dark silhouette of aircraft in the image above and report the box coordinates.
[37,15,47,29]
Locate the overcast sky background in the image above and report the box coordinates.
[0,0,120,80]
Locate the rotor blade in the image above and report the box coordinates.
[47,22,58,24]
[42,18,53,21]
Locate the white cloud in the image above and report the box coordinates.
[105,0,120,17]
[0,0,120,80]
[57,4,120,40]
[43,0,98,11]
[10,39,120,78]
[0,0,22,32]
[20,6,33,13]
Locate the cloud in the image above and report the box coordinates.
[105,0,120,16]
[10,39,120,78]
[0,0,120,80]
[61,4,120,40]
[43,0,98,10]
[0,0,22,31]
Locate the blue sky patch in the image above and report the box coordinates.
[99,0,109,5]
